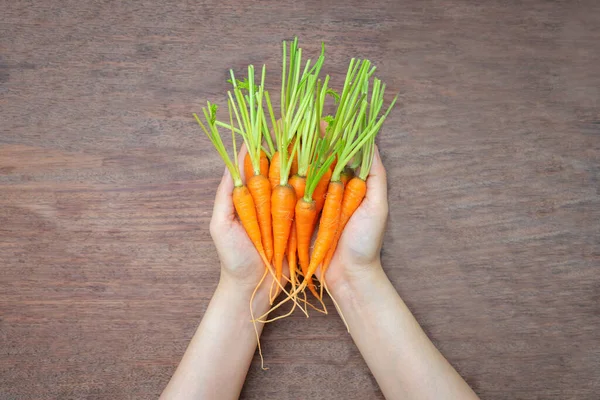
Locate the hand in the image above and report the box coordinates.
[210,166,267,294]
[209,147,286,303]
[325,145,388,289]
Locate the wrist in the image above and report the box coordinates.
[328,260,388,299]
[216,274,271,316]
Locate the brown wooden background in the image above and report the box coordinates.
[1,1,599,399]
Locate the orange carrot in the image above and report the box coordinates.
[287,174,305,279]
[340,166,354,186]
[271,184,296,281]
[232,185,268,258]
[290,145,299,176]
[313,166,332,213]
[268,151,281,188]
[195,102,270,264]
[289,173,319,298]
[305,180,344,281]
[288,174,306,199]
[339,176,367,231]
[244,153,253,181]
[330,156,337,173]
[247,174,274,262]
[226,65,274,266]
[260,151,269,176]
[244,150,269,180]
[321,176,366,278]
[295,197,319,296]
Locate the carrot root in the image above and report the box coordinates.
[250,268,269,370]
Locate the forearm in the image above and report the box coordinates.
[161,276,269,400]
[330,264,478,400]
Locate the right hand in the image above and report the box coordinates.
[324,145,389,289]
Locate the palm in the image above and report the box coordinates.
[213,219,264,286]
[324,196,387,287]
[323,148,388,287]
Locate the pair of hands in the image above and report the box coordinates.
[210,146,388,303]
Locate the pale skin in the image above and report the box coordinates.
[161,146,479,400]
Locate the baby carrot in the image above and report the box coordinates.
[306,180,344,277]
[227,66,274,262]
[340,166,354,186]
[313,166,332,213]
[247,174,273,262]
[268,151,280,189]
[271,183,296,282]
[244,150,269,180]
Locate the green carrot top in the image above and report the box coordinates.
[225,64,269,176]
[271,38,326,185]
[326,60,398,182]
[193,102,243,187]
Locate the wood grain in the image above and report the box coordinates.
[1,1,599,399]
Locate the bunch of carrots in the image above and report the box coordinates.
[194,38,397,367]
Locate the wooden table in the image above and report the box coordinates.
[2,1,599,398]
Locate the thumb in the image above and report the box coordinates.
[365,145,388,206]
[212,167,235,225]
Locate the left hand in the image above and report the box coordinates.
[209,147,286,303]
[210,167,267,291]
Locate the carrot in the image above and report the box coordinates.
[271,184,296,282]
[285,78,334,306]
[341,176,367,228]
[290,172,317,295]
[244,150,269,180]
[195,102,271,262]
[227,66,275,263]
[288,174,306,199]
[292,145,335,312]
[313,166,332,213]
[268,151,280,188]
[295,197,319,296]
[289,177,309,260]
[244,152,253,181]
[306,180,344,278]
[288,175,308,284]
[260,151,269,176]
[247,174,274,262]
[289,143,299,176]
[340,166,354,186]
[232,185,269,256]
[319,168,357,284]
[321,176,366,280]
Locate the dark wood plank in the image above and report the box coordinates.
[1,1,599,399]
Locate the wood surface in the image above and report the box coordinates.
[1,1,599,399]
